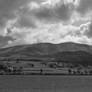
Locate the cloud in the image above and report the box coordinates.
[6,23,84,46]
[0,0,31,27]
[83,22,92,38]
[15,13,37,28]
[0,0,35,38]
[1,0,92,47]
[77,0,92,15]
[32,0,74,23]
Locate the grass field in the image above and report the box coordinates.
[0,75,92,92]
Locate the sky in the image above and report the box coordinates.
[0,0,92,47]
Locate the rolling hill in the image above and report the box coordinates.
[0,42,92,65]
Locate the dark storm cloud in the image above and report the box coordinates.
[0,0,30,28]
[54,4,73,21]
[77,0,92,15]
[33,3,74,23]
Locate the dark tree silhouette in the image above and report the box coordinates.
[40,69,43,75]
[77,70,81,74]
[84,70,88,75]
[68,69,72,74]
[27,63,34,68]
[0,64,5,70]
[0,64,11,74]
[72,71,76,75]
[48,63,57,68]
[12,66,23,75]
[89,70,92,75]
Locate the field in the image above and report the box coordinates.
[1,60,92,75]
[0,75,92,92]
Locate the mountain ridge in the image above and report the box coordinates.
[0,42,92,65]
[1,42,92,54]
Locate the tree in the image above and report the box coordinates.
[27,63,34,68]
[48,63,57,68]
[40,69,43,75]
[77,70,81,74]
[72,71,76,75]
[12,66,23,75]
[84,70,88,75]
[0,64,5,70]
[89,70,92,75]
[68,69,72,75]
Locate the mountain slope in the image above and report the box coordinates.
[0,42,92,65]
[1,42,92,55]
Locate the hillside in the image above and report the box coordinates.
[0,42,92,65]
[0,42,92,75]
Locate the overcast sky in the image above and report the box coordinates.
[0,0,92,47]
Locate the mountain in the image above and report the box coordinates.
[0,42,92,65]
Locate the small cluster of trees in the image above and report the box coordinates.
[48,62,64,68]
[68,69,92,75]
[0,64,23,75]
